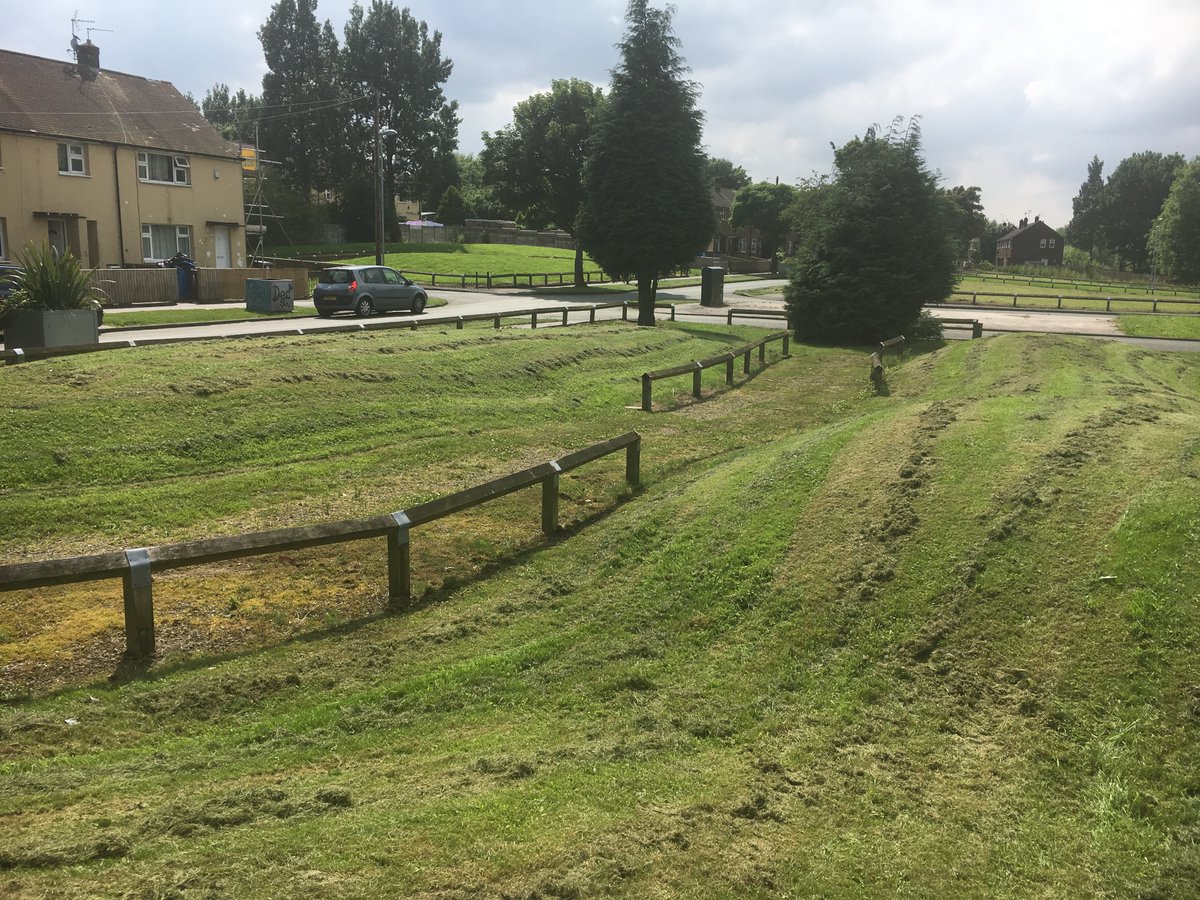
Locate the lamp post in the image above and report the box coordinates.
[375,126,397,266]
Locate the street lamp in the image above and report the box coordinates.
[375,126,397,265]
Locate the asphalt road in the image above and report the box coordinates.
[92,279,1200,353]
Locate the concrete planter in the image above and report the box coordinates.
[2,308,100,350]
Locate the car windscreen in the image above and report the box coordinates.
[318,269,354,285]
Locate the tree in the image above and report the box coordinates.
[577,0,713,325]
[730,181,797,261]
[943,185,986,261]
[785,117,957,343]
[456,153,510,220]
[1102,150,1184,271]
[201,83,262,145]
[1065,156,1105,258]
[258,0,341,193]
[340,1,460,217]
[978,217,1017,267]
[481,79,605,287]
[705,157,751,190]
[436,184,467,226]
[1149,157,1200,284]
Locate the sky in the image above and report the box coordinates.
[5,0,1200,228]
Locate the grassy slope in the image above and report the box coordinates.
[2,334,1199,897]
[341,243,592,276]
[101,298,450,328]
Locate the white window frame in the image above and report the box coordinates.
[141,223,193,261]
[1049,239,1056,248]
[1040,238,1048,248]
[137,151,191,185]
[58,142,87,176]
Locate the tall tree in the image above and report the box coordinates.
[786,117,957,343]
[258,0,341,193]
[577,0,713,325]
[705,157,751,190]
[201,83,262,145]
[943,185,986,261]
[481,79,605,286]
[730,181,798,261]
[456,153,510,220]
[1149,156,1200,284]
[1066,156,1106,258]
[340,1,460,217]
[436,184,467,226]
[1102,150,1185,272]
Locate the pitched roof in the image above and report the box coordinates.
[1000,218,1062,241]
[0,48,238,159]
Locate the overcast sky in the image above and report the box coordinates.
[7,0,1200,227]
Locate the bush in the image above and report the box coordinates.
[0,243,104,317]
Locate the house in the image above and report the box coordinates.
[0,44,245,269]
[995,216,1063,267]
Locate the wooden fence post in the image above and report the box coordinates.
[972,321,983,339]
[743,349,751,374]
[388,512,411,605]
[782,334,790,358]
[531,312,538,329]
[541,463,561,535]
[727,309,734,325]
[641,373,653,412]
[562,308,569,326]
[758,342,766,364]
[626,437,641,487]
[622,302,629,321]
[725,356,735,385]
[456,317,464,330]
[589,306,596,324]
[122,548,155,658]
[670,305,676,322]
[692,363,703,398]
[494,315,502,330]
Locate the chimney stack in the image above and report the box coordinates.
[76,40,100,81]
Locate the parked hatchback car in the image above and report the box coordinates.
[313,265,428,318]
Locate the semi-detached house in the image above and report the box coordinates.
[0,43,245,269]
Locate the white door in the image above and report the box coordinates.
[214,225,232,269]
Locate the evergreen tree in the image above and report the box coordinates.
[705,157,751,190]
[577,0,713,325]
[481,79,605,286]
[436,184,467,226]
[942,185,986,261]
[258,0,341,193]
[1066,156,1106,258]
[1149,157,1200,284]
[786,117,957,343]
[201,83,262,145]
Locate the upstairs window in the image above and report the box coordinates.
[138,151,190,185]
[58,142,87,175]
[1040,238,1048,248]
[1049,239,1056,248]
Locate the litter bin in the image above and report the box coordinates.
[245,278,295,313]
[700,266,725,307]
[165,253,197,300]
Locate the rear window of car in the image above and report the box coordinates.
[319,269,354,284]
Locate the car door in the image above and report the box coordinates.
[364,267,393,309]
[381,268,412,310]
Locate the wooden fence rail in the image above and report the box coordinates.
[947,289,1200,313]
[0,432,642,659]
[640,331,790,411]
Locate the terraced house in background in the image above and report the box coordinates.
[0,43,245,268]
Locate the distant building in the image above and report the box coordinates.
[0,44,245,268]
[995,216,1063,267]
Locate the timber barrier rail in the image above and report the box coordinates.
[945,290,1200,313]
[0,433,642,660]
[640,331,790,411]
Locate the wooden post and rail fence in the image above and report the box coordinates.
[641,331,790,411]
[0,432,642,660]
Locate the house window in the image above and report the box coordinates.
[138,151,190,185]
[141,223,192,261]
[1049,239,1056,248]
[57,142,87,175]
[718,207,729,222]
[1040,238,1047,248]
[0,217,8,259]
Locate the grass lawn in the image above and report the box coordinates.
[101,298,448,329]
[954,276,1200,313]
[532,273,771,297]
[1116,313,1200,340]
[964,269,1200,299]
[339,243,598,278]
[2,330,1199,896]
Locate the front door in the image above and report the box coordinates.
[47,219,68,258]
[214,225,232,269]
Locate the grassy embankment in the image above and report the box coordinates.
[101,299,450,329]
[2,328,1199,896]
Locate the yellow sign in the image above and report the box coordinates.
[240,146,258,173]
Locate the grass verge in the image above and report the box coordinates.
[2,332,1198,896]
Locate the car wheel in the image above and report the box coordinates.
[411,294,426,315]
[354,297,374,318]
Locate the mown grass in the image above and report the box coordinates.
[100,298,449,329]
[340,243,595,277]
[532,274,771,297]
[1116,313,1200,340]
[2,331,1199,897]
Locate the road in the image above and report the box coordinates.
[92,279,1200,353]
